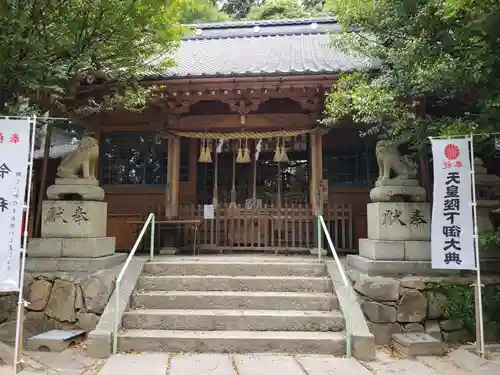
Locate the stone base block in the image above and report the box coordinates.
[25,253,126,273]
[370,185,426,202]
[405,240,431,261]
[359,239,404,260]
[47,178,104,201]
[309,248,328,256]
[347,255,459,276]
[392,332,445,357]
[26,329,86,352]
[41,200,107,238]
[367,202,431,241]
[359,239,431,261]
[28,237,115,258]
[159,247,180,255]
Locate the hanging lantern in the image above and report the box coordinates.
[273,136,282,163]
[280,145,289,163]
[205,141,212,163]
[242,139,251,163]
[198,139,212,163]
[236,139,244,163]
[198,139,207,163]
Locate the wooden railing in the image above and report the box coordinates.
[178,203,353,251]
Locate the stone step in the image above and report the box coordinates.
[137,275,332,293]
[118,329,346,354]
[122,309,344,331]
[392,332,445,357]
[131,291,337,311]
[143,261,326,277]
[97,353,169,375]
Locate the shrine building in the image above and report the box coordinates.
[41,17,383,253]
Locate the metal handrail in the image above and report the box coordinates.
[112,212,155,354]
[318,214,352,358]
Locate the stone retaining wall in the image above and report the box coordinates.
[349,271,500,345]
[0,268,118,345]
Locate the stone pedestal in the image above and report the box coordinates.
[28,237,115,258]
[47,178,105,201]
[367,202,431,241]
[27,176,121,271]
[40,200,107,238]
[349,174,442,275]
[369,179,427,203]
[29,200,115,257]
[27,200,118,269]
[359,201,431,264]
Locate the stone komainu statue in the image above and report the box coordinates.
[57,136,99,180]
[375,140,417,181]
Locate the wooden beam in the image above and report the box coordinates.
[155,91,325,117]
[78,74,339,94]
[172,113,316,132]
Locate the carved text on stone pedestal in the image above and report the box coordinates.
[44,206,68,224]
[72,205,89,224]
[381,208,407,226]
[409,209,428,227]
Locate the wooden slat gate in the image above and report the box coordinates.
[177,203,354,252]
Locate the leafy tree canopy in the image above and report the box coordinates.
[221,0,262,19]
[182,0,232,24]
[247,0,310,20]
[322,0,500,151]
[0,0,196,117]
[301,0,325,12]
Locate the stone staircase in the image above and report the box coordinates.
[117,257,347,354]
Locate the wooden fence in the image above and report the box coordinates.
[177,202,353,252]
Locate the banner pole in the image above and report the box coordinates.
[469,133,485,358]
[13,115,37,373]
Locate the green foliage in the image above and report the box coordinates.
[428,282,500,337]
[247,0,310,20]
[0,0,192,116]
[221,0,261,19]
[302,0,326,12]
[181,0,232,23]
[479,231,500,251]
[322,0,500,149]
[221,0,328,20]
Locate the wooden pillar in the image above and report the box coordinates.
[317,132,324,215]
[171,136,181,217]
[310,130,324,250]
[165,135,180,218]
[309,132,323,215]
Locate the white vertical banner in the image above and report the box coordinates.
[0,119,31,291]
[430,138,475,270]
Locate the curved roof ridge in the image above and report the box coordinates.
[185,16,338,30]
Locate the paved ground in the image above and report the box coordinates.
[1,347,500,375]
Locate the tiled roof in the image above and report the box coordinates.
[144,17,379,79]
[34,130,79,159]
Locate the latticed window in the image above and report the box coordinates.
[100,132,168,186]
[323,146,378,187]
